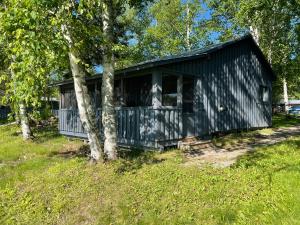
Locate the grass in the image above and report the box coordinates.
[0,116,300,224]
[272,113,300,128]
[212,114,300,148]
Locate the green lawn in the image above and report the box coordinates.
[272,113,300,128]
[1,117,300,225]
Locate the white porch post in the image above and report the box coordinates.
[177,75,183,139]
[177,75,183,108]
[152,70,163,149]
[152,70,162,109]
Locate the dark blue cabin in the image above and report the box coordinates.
[55,34,275,149]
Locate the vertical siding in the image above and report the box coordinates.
[163,40,273,135]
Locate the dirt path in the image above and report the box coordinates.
[183,125,300,168]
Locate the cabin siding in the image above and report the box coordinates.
[163,40,273,135]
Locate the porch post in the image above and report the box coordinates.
[152,70,163,149]
[194,78,202,136]
[177,75,183,139]
[152,70,162,109]
[177,75,183,108]
[94,82,98,108]
[120,78,125,106]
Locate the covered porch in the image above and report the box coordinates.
[58,69,200,149]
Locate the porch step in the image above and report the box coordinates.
[178,138,214,152]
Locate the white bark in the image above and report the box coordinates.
[19,102,32,140]
[62,25,103,161]
[10,63,31,138]
[283,77,289,112]
[250,26,260,46]
[102,0,118,160]
[186,3,191,51]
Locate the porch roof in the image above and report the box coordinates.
[52,33,275,87]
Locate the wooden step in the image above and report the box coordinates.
[178,139,213,151]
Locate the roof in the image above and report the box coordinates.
[53,33,275,86]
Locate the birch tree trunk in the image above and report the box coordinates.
[186,3,191,51]
[62,25,103,162]
[10,63,31,139]
[101,0,117,160]
[19,101,32,140]
[250,26,260,45]
[283,77,289,112]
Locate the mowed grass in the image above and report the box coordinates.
[212,114,300,148]
[273,113,300,128]
[1,119,300,224]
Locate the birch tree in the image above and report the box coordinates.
[131,0,207,59]
[101,0,117,160]
[100,0,150,159]
[51,0,147,161]
[0,0,63,140]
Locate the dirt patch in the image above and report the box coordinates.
[183,125,300,168]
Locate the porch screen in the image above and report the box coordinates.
[162,75,177,106]
[124,75,152,107]
[61,89,77,109]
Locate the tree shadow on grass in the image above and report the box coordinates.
[10,125,62,143]
[33,125,62,144]
[115,148,166,174]
[48,144,90,159]
[48,144,165,173]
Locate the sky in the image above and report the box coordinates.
[95,0,220,74]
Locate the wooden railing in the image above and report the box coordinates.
[58,107,183,148]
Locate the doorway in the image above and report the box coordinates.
[182,77,195,137]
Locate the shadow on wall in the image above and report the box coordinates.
[61,42,272,145]
[201,43,271,135]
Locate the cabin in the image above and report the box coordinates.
[55,34,275,149]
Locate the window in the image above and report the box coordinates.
[162,75,177,106]
[260,86,269,103]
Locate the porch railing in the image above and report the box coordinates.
[59,107,183,148]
